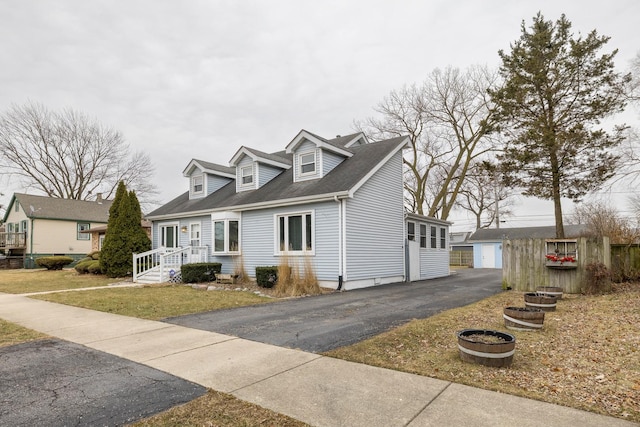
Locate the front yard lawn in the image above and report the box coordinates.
[31,285,273,320]
[0,319,48,348]
[0,269,116,293]
[325,283,640,423]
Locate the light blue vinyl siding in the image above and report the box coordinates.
[293,140,320,182]
[238,202,339,280]
[322,150,345,176]
[207,175,232,195]
[258,164,284,188]
[345,151,405,281]
[236,156,255,192]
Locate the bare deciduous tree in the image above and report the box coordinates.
[456,161,515,229]
[355,65,498,219]
[0,102,157,206]
[573,200,640,244]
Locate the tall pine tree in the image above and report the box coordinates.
[490,13,630,237]
[100,181,150,277]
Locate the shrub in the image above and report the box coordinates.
[35,256,74,270]
[233,254,249,285]
[75,260,103,275]
[181,263,222,283]
[87,251,101,260]
[583,262,612,294]
[75,260,93,274]
[86,260,103,274]
[273,255,321,297]
[255,266,278,288]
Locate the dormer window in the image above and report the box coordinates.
[191,175,203,194]
[299,152,316,175]
[241,166,254,185]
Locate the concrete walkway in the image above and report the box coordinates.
[0,292,636,427]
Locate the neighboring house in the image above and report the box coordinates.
[468,225,588,269]
[84,220,152,252]
[0,193,113,268]
[144,130,451,290]
[449,231,473,267]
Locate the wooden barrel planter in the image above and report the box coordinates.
[456,329,516,367]
[503,306,545,331]
[524,293,557,312]
[536,286,563,300]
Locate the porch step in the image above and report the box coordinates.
[135,268,181,284]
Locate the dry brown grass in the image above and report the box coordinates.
[233,254,250,285]
[0,319,48,348]
[130,389,309,427]
[325,283,640,422]
[273,254,321,297]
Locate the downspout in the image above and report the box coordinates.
[334,196,344,290]
[29,218,34,269]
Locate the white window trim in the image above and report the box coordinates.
[298,150,317,176]
[240,165,254,187]
[158,222,180,248]
[274,210,315,255]
[191,175,204,195]
[407,221,416,241]
[211,212,241,255]
[440,227,447,250]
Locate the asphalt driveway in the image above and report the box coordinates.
[0,338,207,427]
[165,268,503,353]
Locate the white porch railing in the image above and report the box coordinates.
[133,246,209,283]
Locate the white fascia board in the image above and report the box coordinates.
[183,159,235,179]
[286,130,353,157]
[343,133,369,148]
[406,212,453,226]
[230,147,290,170]
[145,192,350,221]
[347,137,410,198]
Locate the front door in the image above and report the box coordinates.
[189,223,202,262]
[160,224,179,249]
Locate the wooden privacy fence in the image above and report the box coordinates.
[502,237,610,293]
[450,250,473,267]
[610,244,640,281]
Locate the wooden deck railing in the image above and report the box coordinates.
[0,232,27,249]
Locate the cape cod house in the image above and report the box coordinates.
[141,130,451,290]
[0,193,112,268]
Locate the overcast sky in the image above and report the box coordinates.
[1,0,638,231]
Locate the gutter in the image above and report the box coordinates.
[147,191,351,221]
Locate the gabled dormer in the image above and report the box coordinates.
[183,159,235,200]
[285,130,365,182]
[229,146,291,193]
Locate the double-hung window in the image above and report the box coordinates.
[77,223,90,240]
[430,226,437,249]
[191,175,203,194]
[440,227,447,249]
[407,222,415,241]
[276,211,314,254]
[212,212,240,254]
[420,224,427,248]
[299,151,316,175]
[241,165,253,186]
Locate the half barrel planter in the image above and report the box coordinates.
[503,306,545,331]
[536,286,563,300]
[524,292,557,312]
[456,329,516,367]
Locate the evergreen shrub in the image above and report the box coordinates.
[181,263,222,283]
[255,266,278,288]
[35,256,74,270]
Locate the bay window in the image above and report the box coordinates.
[212,212,240,254]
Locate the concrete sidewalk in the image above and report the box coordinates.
[0,293,636,427]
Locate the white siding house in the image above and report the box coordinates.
[145,129,450,290]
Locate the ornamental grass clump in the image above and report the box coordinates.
[274,254,321,297]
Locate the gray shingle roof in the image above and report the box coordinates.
[191,159,235,175]
[148,135,408,218]
[240,146,292,166]
[468,225,588,241]
[12,193,113,222]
